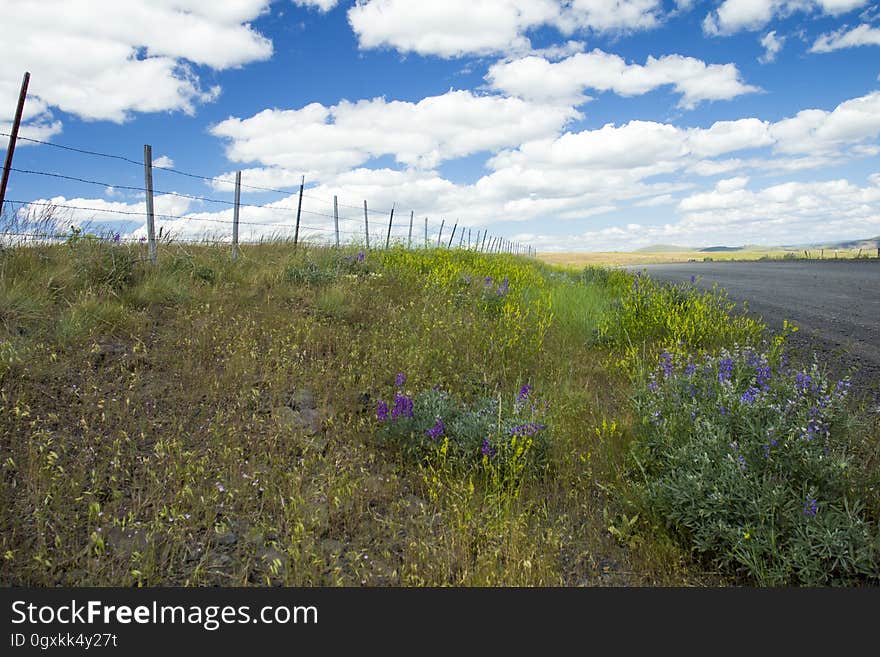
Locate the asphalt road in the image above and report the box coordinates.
[629,260,880,396]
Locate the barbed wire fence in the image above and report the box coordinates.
[0,131,537,261]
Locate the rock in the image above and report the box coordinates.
[215,531,237,546]
[288,388,317,411]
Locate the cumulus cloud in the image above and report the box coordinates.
[811,23,880,52]
[210,90,580,180]
[293,0,339,11]
[347,0,665,58]
[759,30,785,63]
[153,155,176,169]
[486,50,758,108]
[1,0,273,129]
[703,0,869,36]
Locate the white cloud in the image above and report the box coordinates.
[557,0,663,33]
[704,0,869,36]
[812,23,880,52]
[769,92,880,155]
[1,1,273,128]
[210,90,579,179]
[153,155,176,169]
[293,0,339,11]
[486,50,758,108]
[759,30,785,62]
[347,0,664,58]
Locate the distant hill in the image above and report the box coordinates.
[699,246,743,252]
[634,244,690,253]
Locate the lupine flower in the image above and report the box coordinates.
[425,418,445,440]
[497,277,510,296]
[684,363,696,377]
[377,400,389,422]
[392,391,414,420]
[660,351,674,378]
[718,358,734,384]
[795,371,813,392]
[517,384,532,402]
[485,276,493,287]
[755,365,772,389]
[356,251,365,262]
[718,405,728,416]
[395,372,407,387]
[509,422,546,437]
[803,497,818,517]
[690,274,696,284]
[481,438,496,458]
[834,379,851,397]
[740,387,759,405]
[647,378,658,392]
[112,233,121,243]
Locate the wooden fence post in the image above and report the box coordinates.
[448,222,457,248]
[0,72,29,216]
[143,145,157,265]
[293,175,304,249]
[424,217,428,248]
[437,219,444,248]
[481,232,488,252]
[333,195,340,248]
[385,203,395,250]
[232,170,241,260]
[363,200,370,249]
[408,210,414,249]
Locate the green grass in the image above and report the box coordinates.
[0,240,876,586]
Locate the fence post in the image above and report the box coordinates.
[363,200,370,249]
[481,232,488,252]
[424,217,428,248]
[458,227,464,249]
[448,221,457,248]
[293,175,304,250]
[437,219,444,248]
[0,71,30,216]
[385,203,395,250]
[143,145,157,265]
[333,195,340,248]
[232,170,241,260]
[408,210,414,249]
[467,229,471,250]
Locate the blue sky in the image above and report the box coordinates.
[2,0,879,251]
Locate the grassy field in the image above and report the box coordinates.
[1,239,878,586]
[539,248,877,267]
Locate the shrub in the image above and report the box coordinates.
[632,345,879,585]
[598,272,765,357]
[374,377,549,475]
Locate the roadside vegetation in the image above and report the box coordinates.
[1,237,877,586]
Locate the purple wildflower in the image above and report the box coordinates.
[755,365,772,389]
[485,276,493,287]
[834,379,851,397]
[660,351,674,378]
[740,387,759,405]
[690,274,696,284]
[497,277,510,296]
[112,232,121,243]
[517,384,532,402]
[356,251,365,263]
[803,498,818,517]
[718,405,728,416]
[718,358,734,384]
[481,438,496,458]
[795,371,813,393]
[647,378,658,392]
[392,391,414,420]
[377,400,389,423]
[509,423,546,437]
[684,363,696,377]
[395,372,407,387]
[425,418,445,440]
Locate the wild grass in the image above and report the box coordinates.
[0,238,876,586]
